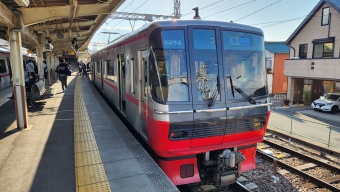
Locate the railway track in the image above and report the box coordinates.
[257,139,340,191]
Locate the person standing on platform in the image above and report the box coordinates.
[26,60,34,76]
[43,61,48,80]
[82,62,87,77]
[33,61,38,75]
[56,59,69,93]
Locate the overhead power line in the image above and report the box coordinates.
[203,0,258,18]
[214,0,259,21]
[181,0,225,17]
[100,0,149,42]
[111,0,149,29]
[234,0,282,22]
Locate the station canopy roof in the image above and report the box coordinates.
[0,0,124,56]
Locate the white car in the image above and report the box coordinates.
[311,92,340,114]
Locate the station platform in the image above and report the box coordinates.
[0,73,178,192]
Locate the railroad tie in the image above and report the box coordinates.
[303,175,340,189]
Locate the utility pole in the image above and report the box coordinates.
[174,0,181,18]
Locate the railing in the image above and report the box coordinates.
[269,94,286,108]
[268,109,340,149]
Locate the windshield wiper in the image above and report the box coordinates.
[227,75,257,105]
[208,75,220,107]
[233,86,257,104]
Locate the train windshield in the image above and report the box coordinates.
[223,31,267,100]
[149,30,189,102]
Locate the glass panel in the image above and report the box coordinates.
[0,60,6,73]
[96,62,100,74]
[131,59,135,93]
[223,31,267,99]
[193,29,220,102]
[299,44,308,59]
[106,60,114,81]
[323,42,333,58]
[149,30,189,102]
[313,44,323,58]
[143,59,147,98]
[322,7,330,25]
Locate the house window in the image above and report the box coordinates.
[322,7,330,25]
[299,44,308,59]
[313,42,333,58]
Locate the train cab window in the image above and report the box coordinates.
[0,60,7,73]
[106,60,114,82]
[149,30,189,102]
[192,29,220,102]
[223,31,267,99]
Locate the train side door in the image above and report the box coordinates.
[118,54,126,114]
[188,26,226,147]
[139,51,148,139]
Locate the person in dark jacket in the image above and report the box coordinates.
[56,59,69,93]
[82,62,87,77]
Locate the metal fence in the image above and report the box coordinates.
[268,110,340,149]
[269,94,286,108]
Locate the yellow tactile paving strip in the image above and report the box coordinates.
[74,77,111,192]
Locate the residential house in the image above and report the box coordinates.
[265,42,289,95]
[285,0,340,105]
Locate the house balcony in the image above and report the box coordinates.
[284,58,340,80]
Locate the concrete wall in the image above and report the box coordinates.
[285,58,340,80]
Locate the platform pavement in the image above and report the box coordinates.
[0,73,76,191]
[0,72,178,192]
[77,77,178,192]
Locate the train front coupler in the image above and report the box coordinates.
[213,149,246,188]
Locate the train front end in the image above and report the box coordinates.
[145,20,270,188]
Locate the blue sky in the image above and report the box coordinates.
[91,0,320,44]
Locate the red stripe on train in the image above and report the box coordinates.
[0,73,10,77]
[126,93,139,107]
[103,79,117,91]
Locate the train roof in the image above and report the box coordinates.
[93,19,263,54]
[0,47,10,54]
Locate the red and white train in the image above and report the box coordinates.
[90,20,270,188]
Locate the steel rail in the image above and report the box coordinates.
[257,150,340,191]
[262,139,340,174]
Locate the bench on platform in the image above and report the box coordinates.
[26,80,45,106]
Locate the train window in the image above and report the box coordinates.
[193,29,220,102]
[131,58,136,94]
[113,61,117,76]
[149,30,189,102]
[96,62,100,75]
[0,60,7,73]
[223,31,267,99]
[143,58,147,98]
[106,60,114,82]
